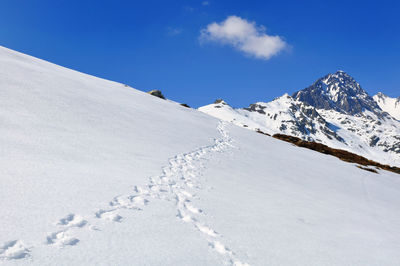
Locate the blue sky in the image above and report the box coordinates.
[1,0,399,107]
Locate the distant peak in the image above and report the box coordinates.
[329,70,352,79]
[273,93,293,101]
[375,92,387,98]
[214,99,228,105]
[335,70,346,74]
[292,70,382,115]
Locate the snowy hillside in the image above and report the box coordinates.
[374,92,400,120]
[200,71,400,166]
[1,46,400,265]
[199,94,344,144]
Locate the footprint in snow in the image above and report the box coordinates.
[184,203,203,214]
[95,209,123,222]
[0,240,30,260]
[209,240,232,255]
[46,231,79,247]
[57,214,87,228]
[195,223,218,237]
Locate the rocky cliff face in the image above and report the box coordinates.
[293,70,382,116]
[243,94,344,142]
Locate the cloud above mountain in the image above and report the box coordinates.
[200,16,287,60]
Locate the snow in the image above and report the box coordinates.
[199,95,400,166]
[198,94,314,136]
[1,46,400,265]
[198,100,267,133]
[317,108,400,165]
[374,92,400,120]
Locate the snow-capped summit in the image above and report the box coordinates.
[373,92,400,120]
[293,71,382,116]
[200,71,400,166]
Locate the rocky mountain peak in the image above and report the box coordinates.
[292,71,382,116]
[199,71,400,165]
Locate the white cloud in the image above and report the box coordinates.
[200,16,287,60]
[202,1,209,6]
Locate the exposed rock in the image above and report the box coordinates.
[214,99,226,104]
[369,136,380,147]
[199,72,400,166]
[245,103,266,114]
[148,90,165,99]
[244,95,345,143]
[180,103,191,108]
[292,70,382,116]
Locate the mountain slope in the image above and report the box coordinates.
[1,47,400,265]
[373,92,400,120]
[200,71,400,166]
[199,94,344,143]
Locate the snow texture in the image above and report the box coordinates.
[374,92,400,120]
[1,46,400,265]
[200,89,400,166]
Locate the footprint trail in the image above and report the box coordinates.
[2,121,249,265]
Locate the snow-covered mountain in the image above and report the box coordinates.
[293,70,382,116]
[199,95,344,143]
[373,92,400,120]
[200,71,400,166]
[1,46,400,265]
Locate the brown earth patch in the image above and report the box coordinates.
[255,129,271,136]
[356,165,379,174]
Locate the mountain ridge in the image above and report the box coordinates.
[199,71,400,166]
[292,70,383,116]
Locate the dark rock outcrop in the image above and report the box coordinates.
[214,99,226,104]
[180,103,190,108]
[148,90,165,99]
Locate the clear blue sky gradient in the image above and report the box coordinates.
[1,0,399,107]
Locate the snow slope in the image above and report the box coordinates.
[200,96,400,166]
[1,46,400,265]
[199,94,344,144]
[374,92,400,120]
[199,71,400,166]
